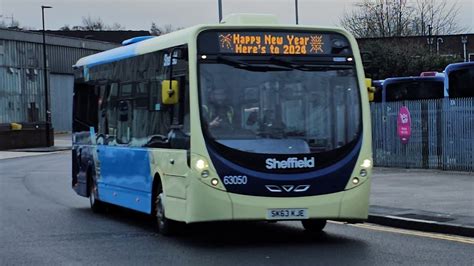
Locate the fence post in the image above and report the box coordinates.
[421,101,429,168]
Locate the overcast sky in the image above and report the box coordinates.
[0,0,473,32]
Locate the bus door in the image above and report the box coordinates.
[156,72,190,205]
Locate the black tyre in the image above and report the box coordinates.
[88,177,105,213]
[301,219,327,233]
[155,191,177,236]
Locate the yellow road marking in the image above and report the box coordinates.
[328,221,474,245]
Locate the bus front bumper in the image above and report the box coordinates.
[179,177,371,224]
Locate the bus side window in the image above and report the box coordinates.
[147,80,172,147]
[116,83,133,144]
[97,84,108,144]
[106,83,119,144]
[131,82,150,144]
[72,83,99,143]
[167,46,190,149]
[179,75,190,136]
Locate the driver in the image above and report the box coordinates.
[203,88,234,129]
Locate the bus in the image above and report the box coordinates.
[444,62,474,98]
[372,79,384,102]
[72,14,373,235]
[374,75,445,102]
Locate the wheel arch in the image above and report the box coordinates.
[151,172,164,215]
[85,160,95,197]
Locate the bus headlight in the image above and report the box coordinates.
[195,159,208,170]
[360,159,372,169]
[359,169,367,177]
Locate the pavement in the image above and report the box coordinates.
[1,134,473,237]
[369,168,474,237]
[0,133,71,160]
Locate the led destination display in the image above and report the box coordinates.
[217,32,331,55]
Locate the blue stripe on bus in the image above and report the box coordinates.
[97,146,153,213]
[83,44,138,68]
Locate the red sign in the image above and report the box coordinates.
[397,106,412,144]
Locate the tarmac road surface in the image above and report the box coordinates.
[1,152,473,265]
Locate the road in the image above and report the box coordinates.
[1,153,473,265]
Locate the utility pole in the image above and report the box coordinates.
[426,24,434,54]
[218,0,222,22]
[42,5,52,147]
[398,0,402,36]
[295,0,299,25]
[461,36,468,62]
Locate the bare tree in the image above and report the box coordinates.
[59,25,71,31]
[150,22,161,36]
[160,24,176,35]
[82,15,106,31]
[0,17,21,29]
[108,22,125,31]
[341,0,466,38]
[66,16,125,31]
[413,0,466,35]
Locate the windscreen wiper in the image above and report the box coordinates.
[216,55,292,72]
[301,64,353,70]
[269,56,353,71]
[269,57,303,70]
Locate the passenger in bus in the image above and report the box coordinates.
[203,89,234,129]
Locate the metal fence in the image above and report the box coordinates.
[371,98,474,172]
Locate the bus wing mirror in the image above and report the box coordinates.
[161,80,179,105]
[365,78,375,102]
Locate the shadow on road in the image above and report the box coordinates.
[74,204,367,249]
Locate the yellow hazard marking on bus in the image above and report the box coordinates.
[332,222,474,245]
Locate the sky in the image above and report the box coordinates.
[0,0,473,32]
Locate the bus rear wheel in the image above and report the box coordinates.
[301,219,327,233]
[155,192,177,236]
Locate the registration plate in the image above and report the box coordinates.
[266,208,308,220]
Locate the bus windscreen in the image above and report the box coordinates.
[448,68,474,98]
[385,80,444,102]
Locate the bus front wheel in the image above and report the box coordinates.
[301,219,327,233]
[155,192,177,236]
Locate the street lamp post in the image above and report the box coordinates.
[426,24,433,54]
[295,0,299,25]
[41,5,52,147]
[218,0,222,22]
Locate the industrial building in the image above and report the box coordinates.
[0,28,118,149]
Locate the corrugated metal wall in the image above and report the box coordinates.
[47,45,101,74]
[0,31,116,129]
[371,98,474,171]
[0,66,46,123]
[50,74,74,132]
[0,38,103,74]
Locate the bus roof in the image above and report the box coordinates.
[445,62,474,73]
[73,14,356,69]
[383,75,445,87]
[73,25,199,68]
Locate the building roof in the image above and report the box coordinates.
[40,30,151,44]
[0,28,118,51]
